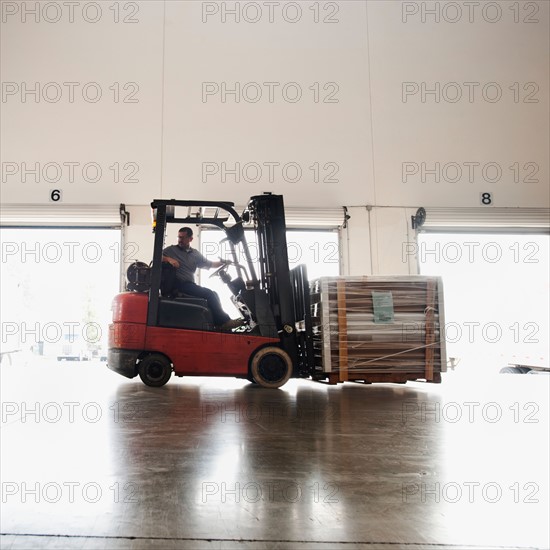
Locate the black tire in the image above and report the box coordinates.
[500,366,531,374]
[516,366,532,374]
[250,346,292,389]
[138,353,172,387]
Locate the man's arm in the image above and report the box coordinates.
[162,248,179,268]
[162,255,179,268]
[194,248,229,270]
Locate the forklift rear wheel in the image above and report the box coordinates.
[138,354,172,387]
[250,347,292,389]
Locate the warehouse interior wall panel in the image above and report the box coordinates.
[1,1,548,214]
[161,1,373,207]
[0,1,165,205]
[367,206,415,275]
[367,0,550,208]
[344,206,371,275]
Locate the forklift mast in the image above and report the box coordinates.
[246,194,314,375]
[146,193,314,378]
[248,194,294,328]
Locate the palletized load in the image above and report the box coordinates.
[309,276,447,384]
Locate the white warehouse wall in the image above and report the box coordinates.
[1,1,548,275]
[368,0,549,209]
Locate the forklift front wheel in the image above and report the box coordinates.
[250,347,292,389]
[138,353,172,387]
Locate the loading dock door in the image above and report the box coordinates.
[1,209,122,366]
[417,210,549,374]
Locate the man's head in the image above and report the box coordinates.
[177,227,193,249]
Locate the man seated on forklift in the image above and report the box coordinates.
[162,227,244,331]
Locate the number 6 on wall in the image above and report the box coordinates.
[50,189,62,202]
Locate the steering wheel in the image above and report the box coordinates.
[209,264,229,279]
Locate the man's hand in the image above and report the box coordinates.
[162,256,179,268]
[210,258,232,269]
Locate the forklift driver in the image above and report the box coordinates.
[162,227,243,331]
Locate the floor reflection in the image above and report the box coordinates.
[1,360,548,548]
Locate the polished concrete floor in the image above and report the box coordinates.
[0,358,548,550]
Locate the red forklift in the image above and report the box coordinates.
[108,193,315,388]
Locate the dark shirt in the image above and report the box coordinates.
[162,245,212,284]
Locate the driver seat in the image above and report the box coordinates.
[158,263,215,330]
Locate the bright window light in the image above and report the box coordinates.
[0,228,121,363]
[198,229,339,318]
[418,233,549,373]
